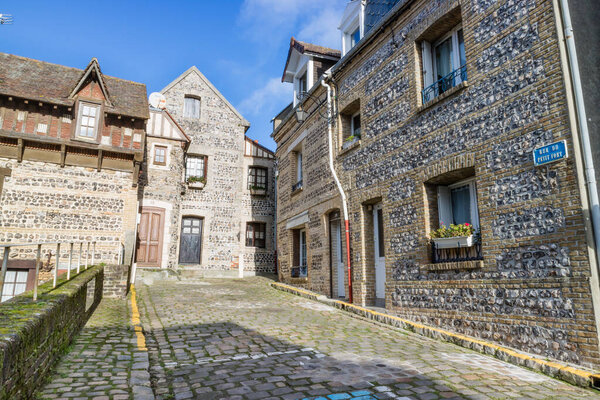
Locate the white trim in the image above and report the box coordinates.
[286,129,307,155]
[293,57,309,106]
[339,0,364,56]
[75,101,101,140]
[286,211,309,229]
[149,142,171,171]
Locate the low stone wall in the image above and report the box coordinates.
[103,264,130,298]
[0,265,103,400]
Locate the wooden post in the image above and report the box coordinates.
[53,243,60,288]
[92,242,96,265]
[77,243,82,273]
[86,242,90,269]
[68,242,74,279]
[33,244,41,301]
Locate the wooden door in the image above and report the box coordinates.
[179,217,203,264]
[136,207,165,267]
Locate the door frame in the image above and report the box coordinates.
[373,203,385,303]
[136,206,165,268]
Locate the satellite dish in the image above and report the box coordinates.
[149,92,166,109]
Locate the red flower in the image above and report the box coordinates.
[465,223,470,226]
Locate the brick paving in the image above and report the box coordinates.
[136,277,600,400]
[36,277,600,399]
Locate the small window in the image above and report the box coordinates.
[351,113,361,138]
[351,27,360,48]
[246,222,266,248]
[186,155,207,181]
[153,145,167,166]
[421,24,467,103]
[248,166,268,190]
[298,72,307,96]
[76,102,101,139]
[291,228,307,277]
[437,178,479,230]
[1,269,28,302]
[296,152,302,182]
[184,96,201,119]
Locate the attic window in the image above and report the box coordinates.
[76,102,101,139]
[184,96,201,119]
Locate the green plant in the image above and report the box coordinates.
[430,222,474,238]
[187,176,206,184]
[345,134,361,142]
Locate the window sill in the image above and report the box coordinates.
[249,188,267,196]
[71,136,99,145]
[422,259,483,272]
[339,139,361,156]
[289,277,308,284]
[418,81,469,113]
[291,186,303,196]
[187,181,206,190]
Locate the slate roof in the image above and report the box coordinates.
[364,0,403,34]
[0,53,149,120]
[282,37,341,82]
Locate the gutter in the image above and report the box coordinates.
[321,74,353,303]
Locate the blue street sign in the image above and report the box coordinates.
[533,140,568,166]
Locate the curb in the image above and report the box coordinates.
[270,281,600,390]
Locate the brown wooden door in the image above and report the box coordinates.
[136,207,165,267]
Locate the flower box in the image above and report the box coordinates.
[249,187,267,196]
[187,181,205,190]
[432,235,474,249]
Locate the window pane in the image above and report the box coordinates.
[89,107,97,117]
[352,114,361,136]
[351,27,360,47]
[435,37,453,80]
[377,208,385,257]
[451,185,471,225]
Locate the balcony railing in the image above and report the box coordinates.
[0,240,98,302]
[292,180,303,192]
[431,236,482,264]
[422,65,467,104]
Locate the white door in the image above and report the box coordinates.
[333,220,345,298]
[373,204,385,301]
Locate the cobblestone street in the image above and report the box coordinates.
[39,277,600,399]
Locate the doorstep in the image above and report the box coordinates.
[270,281,600,390]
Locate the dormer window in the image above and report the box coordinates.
[298,72,307,96]
[339,0,364,56]
[76,102,100,139]
[184,96,201,119]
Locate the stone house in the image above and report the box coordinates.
[273,0,600,369]
[137,67,276,276]
[0,53,148,300]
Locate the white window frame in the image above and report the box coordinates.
[1,269,28,302]
[185,155,206,181]
[293,57,312,106]
[422,24,465,94]
[437,177,479,231]
[339,0,365,56]
[75,102,101,140]
[183,96,201,119]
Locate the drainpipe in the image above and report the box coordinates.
[321,75,353,303]
[556,0,600,356]
[558,0,600,276]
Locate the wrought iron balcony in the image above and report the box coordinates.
[422,65,467,104]
[292,180,303,192]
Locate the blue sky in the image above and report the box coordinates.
[0,0,347,150]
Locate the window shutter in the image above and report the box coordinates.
[437,185,453,227]
[422,41,433,88]
[469,182,480,231]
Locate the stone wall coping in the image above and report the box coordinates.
[270,281,600,390]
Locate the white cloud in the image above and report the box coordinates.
[237,77,293,117]
[297,7,343,49]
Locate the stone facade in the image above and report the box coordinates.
[273,0,600,369]
[138,67,276,275]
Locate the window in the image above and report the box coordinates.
[248,166,267,190]
[153,145,167,166]
[246,222,266,248]
[292,228,307,277]
[186,155,207,181]
[184,96,201,119]
[76,102,100,139]
[437,178,479,231]
[351,27,360,48]
[421,24,467,103]
[1,269,28,302]
[351,113,361,138]
[298,72,307,96]
[292,151,303,192]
